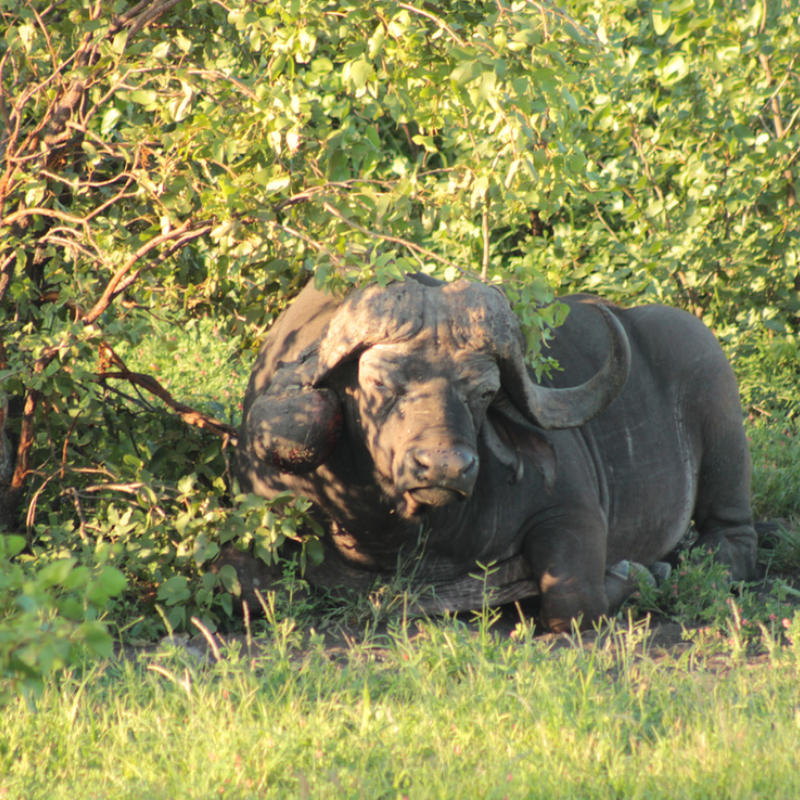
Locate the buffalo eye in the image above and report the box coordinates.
[479,387,497,403]
[371,377,397,395]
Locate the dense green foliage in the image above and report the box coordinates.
[1,0,799,697]
[0,532,125,703]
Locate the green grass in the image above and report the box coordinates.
[115,315,250,427]
[749,416,800,523]
[3,614,800,800]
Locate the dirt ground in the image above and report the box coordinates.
[115,599,772,671]
[117,521,800,669]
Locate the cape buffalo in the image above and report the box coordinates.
[234,275,758,632]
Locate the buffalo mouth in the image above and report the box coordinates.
[405,486,466,507]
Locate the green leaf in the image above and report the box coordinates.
[218,564,242,596]
[63,566,90,592]
[739,1,763,31]
[218,592,233,616]
[111,30,128,55]
[100,108,121,134]
[1,535,26,559]
[177,475,196,496]
[312,56,333,74]
[158,575,188,595]
[77,621,113,658]
[130,90,157,106]
[660,53,688,83]
[38,559,77,589]
[305,537,325,567]
[368,27,385,59]
[96,566,127,597]
[450,61,481,86]
[348,58,373,90]
[152,41,170,60]
[511,28,542,47]
[651,3,671,36]
[264,175,291,196]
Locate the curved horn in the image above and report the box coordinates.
[445,282,631,430]
[310,277,630,430]
[509,303,630,428]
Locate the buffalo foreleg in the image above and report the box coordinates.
[522,515,611,633]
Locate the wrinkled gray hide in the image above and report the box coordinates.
[234,276,757,632]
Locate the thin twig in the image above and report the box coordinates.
[631,127,669,233]
[321,202,470,276]
[10,389,40,491]
[81,482,145,494]
[592,202,621,243]
[82,221,213,324]
[481,198,490,282]
[396,2,468,47]
[186,69,258,100]
[522,0,602,47]
[3,206,89,227]
[71,487,90,544]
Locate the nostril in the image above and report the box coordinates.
[405,447,478,482]
[404,448,432,480]
[411,450,432,469]
[460,451,478,477]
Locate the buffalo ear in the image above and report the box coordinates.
[247,387,342,473]
[244,354,343,473]
[485,393,557,491]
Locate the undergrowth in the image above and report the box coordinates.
[114,315,249,425]
[748,415,800,522]
[625,547,800,645]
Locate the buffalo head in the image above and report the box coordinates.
[244,278,630,517]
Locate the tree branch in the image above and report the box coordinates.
[0,250,16,306]
[3,206,90,227]
[396,2,469,47]
[10,389,39,491]
[97,371,238,444]
[758,52,796,207]
[82,221,213,325]
[481,198,490,282]
[118,0,182,38]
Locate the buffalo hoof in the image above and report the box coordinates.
[648,561,672,585]
[604,560,656,611]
